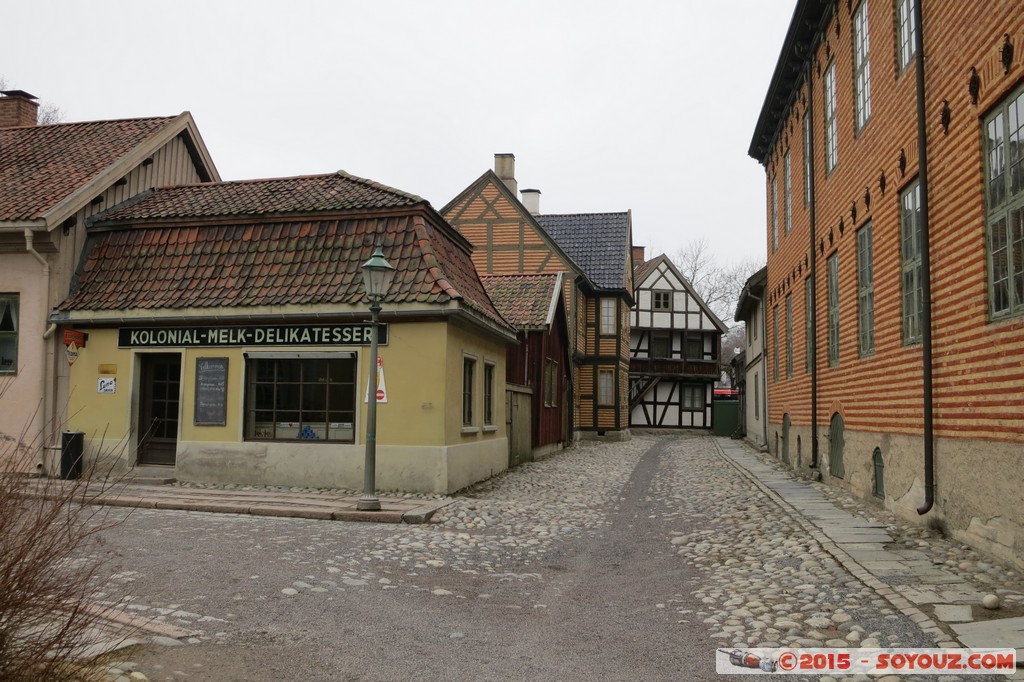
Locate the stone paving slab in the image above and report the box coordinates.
[951,616,1024,653]
[934,604,975,623]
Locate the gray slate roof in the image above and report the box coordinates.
[535,212,631,291]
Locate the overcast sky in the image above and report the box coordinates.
[4,1,793,266]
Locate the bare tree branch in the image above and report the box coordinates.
[670,237,762,324]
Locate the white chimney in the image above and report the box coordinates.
[521,188,541,215]
[494,153,517,194]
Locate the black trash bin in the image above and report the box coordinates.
[60,431,84,480]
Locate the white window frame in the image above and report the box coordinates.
[824,61,838,173]
[853,0,872,132]
[895,0,917,73]
[600,298,616,335]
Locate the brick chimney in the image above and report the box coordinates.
[521,188,541,215]
[494,153,517,195]
[0,90,39,128]
[632,245,646,265]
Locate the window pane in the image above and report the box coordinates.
[651,331,671,358]
[858,224,875,356]
[246,358,355,442]
[600,299,616,334]
[992,216,1010,314]
[598,370,614,405]
[1013,209,1024,308]
[853,1,872,130]
[1010,93,1024,197]
[897,0,917,70]
[685,333,702,359]
[463,358,475,425]
[828,254,840,365]
[785,295,793,377]
[824,63,838,171]
[988,114,1007,208]
[484,364,494,425]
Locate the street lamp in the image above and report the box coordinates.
[358,243,395,511]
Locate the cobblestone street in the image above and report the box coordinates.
[89,433,1024,681]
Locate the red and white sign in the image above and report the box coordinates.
[364,355,388,403]
[63,328,86,348]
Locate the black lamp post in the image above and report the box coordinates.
[358,243,395,511]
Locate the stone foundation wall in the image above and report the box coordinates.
[766,421,1024,571]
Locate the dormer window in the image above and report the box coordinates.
[653,291,671,311]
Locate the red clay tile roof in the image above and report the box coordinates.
[481,274,559,330]
[0,117,176,221]
[633,256,659,286]
[96,172,423,221]
[59,212,511,334]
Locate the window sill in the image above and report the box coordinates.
[483,425,498,433]
[461,426,481,436]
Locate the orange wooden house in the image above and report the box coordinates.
[444,154,634,441]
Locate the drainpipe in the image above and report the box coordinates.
[24,229,57,470]
[913,0,935,515]
[803,55,820,470]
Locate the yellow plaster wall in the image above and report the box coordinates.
[370,321,447,446]
[66,328,135,464]
[444,322,507,442]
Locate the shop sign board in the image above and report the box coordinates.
[118,323,387,348]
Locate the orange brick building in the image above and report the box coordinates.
[750,1,1024,567]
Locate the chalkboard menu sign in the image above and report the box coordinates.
[194,357,228,426]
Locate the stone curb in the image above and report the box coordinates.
[19,480,450,525]
[711,437,962,648]
[79,601,199,639]
[402,498,453,524]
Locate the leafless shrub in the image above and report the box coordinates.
[0,394,133,681]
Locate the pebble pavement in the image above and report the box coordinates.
[84,433,1023,681]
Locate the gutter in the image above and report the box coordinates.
[24,230,57,469]
[913,0,935,515]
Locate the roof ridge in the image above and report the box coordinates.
[536,211,629,218]
[137,170,425,203]
[1,115,178,131]
[333,170,424,204]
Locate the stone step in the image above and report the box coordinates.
[125,466,176,485]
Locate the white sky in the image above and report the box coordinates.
[4,1,794,266]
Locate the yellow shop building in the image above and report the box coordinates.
[52,172,516,494]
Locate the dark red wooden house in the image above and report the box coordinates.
[482,273,570,458]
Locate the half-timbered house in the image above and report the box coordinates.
[443,154,634,440]
[629,248,727,428]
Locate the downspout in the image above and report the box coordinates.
[24,229,57,470]
[913,0,935,515]
[804,55,821,470]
